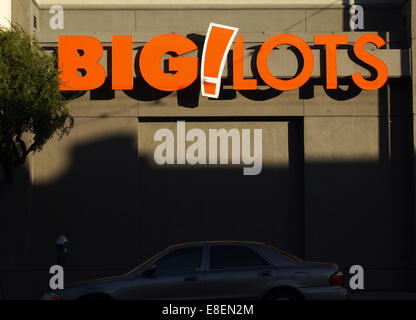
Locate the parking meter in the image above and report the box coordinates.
[56,235,69,266]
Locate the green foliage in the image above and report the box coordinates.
[0,24,73,184]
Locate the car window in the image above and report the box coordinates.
[209,245,269,269]
[268,245,302,262]
[155,246,203,274]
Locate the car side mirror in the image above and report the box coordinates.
[142,265,157,278]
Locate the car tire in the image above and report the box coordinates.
[267,290,301,301]
[80,294,111,301]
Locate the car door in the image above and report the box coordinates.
[132,245,206,299]
[204,244,276,299]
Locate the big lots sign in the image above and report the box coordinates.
[58,23,388,98]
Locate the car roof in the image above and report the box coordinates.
[166,240,267,249]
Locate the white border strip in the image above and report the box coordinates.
[0,0,11,28]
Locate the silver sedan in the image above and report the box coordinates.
[42,241,348,300]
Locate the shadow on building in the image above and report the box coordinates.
[0,113,414,298]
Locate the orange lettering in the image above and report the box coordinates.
[256,34,314,91]
[233,35,257,90]
[112,35,133,90]
[351,34,388,90]
[58,36,106,91]
[314,35,348,89]
[139,34,198,92]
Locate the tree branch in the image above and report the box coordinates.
[13,138,37,167]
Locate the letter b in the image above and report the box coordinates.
[58,36,106,91]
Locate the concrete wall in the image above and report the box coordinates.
[0,0,414,298]
[11,0,39,33]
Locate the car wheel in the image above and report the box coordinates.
[80,294,111,301]
[267,290,301,301]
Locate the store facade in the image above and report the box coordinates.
[1,0,416,298]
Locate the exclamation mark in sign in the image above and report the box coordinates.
[201,23,239,98]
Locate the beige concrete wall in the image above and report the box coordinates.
[304,117,379,162]
[11,0,39,33]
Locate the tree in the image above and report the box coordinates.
[0,25,73,186]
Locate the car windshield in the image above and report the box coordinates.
[268,245,302,262]
[125,248,169,275]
